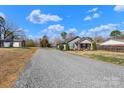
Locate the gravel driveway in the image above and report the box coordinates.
[14,49,124,88]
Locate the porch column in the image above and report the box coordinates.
[78,43,80,50]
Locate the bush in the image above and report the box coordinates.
[57,43,70,51]
[59,44,64,50]
[25,39,35,47]
[92,41,97,50]
[65,43,70,50]
[40,35,50,47]
[47,43,51,47]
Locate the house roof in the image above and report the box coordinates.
[79,37,93,43]
[100,39,124,46]
[58,36,93,45]
[66,36,80,43]
[0,36,25,42]
[80,37,93,41]
[58,36,80,44]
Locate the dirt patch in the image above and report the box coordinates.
[0,47,37,88]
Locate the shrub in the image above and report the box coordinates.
[47,43,51,47]
[59,44,64,50]
[40,35,50,47]
[92,41,97,50]
[25,39,35,47]
[65,43,70,50]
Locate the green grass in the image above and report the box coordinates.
[88,54,124,66]
[67,51,124,66]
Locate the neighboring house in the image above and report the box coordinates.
[57,36,94,51]
[2,40,25,48]
[0,33,25,48]
[100,39,124,46]
[0,39,25,48]
[98,39,124,52]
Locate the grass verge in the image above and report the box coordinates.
[66,50,124,66]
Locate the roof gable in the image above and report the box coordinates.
[80,40,92,44]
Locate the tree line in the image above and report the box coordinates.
[39,29,124,48]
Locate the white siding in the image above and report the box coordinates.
[69,43,74,49]
[68,38,80,49]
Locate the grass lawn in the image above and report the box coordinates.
[66,50,124,66]
[0,47,37,88]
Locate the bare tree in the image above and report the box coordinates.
[0,16,5,40]
[52,36,62,46]
[0,16,26,47]
[94,36,105,43]
[67,32,75,40]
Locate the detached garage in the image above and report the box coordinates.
[13,41,23,47]
[2,40,25,48]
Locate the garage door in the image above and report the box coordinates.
[4,42,11,47]
[13,42,20,47]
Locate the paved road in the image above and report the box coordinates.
[14,49,124,88]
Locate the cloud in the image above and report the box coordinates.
[84,13,100,21]
[114,5,124,12]
[122,22,124,24]
[79,23,120,37]
[79,31,86,36]
[88,8,98,13]
[43,24,64,32]
[17,28,28,31]
[84,8,101,21]
[28,34,41,39]
[93,13,100,18]
[67,28,77,33]
[0,12,5,19]
[27,9,62,24]
[83,16,92,21]
[41,24,64,40]
[79,30,92,37]
[41,25,78,40]
[89,23,119,32]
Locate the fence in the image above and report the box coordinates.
[97,45,124,52]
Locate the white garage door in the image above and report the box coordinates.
[4,42,11,47]
[13,42,20,47]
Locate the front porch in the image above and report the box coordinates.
[78,43,91,50]
[79,43,91,50]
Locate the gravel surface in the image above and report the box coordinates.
[14,49,124,88]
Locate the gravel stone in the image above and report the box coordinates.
[14,49,124,88]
